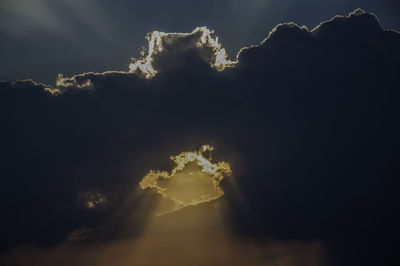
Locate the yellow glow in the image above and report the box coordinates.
[56,78,93,89]
[44,87,62,95]
[139,145,231,215]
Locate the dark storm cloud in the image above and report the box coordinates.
[1,9,400,266]
[1,0,400,85]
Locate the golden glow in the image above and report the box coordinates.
[139,145,231,215]
[44,87,62,95]
[56,78,93,89]
[0,145,326,266]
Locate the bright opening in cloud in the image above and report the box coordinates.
[139,145,232,215]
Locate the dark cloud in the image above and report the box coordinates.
[2,1,400,85]
[1,9,400,266]
[0,204,327,266]
[127,27,234,77]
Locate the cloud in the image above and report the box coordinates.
[0,198,326,266]
[139,145,231,215]
[311,8,382,38]
[129,27,235,78]
[0,234,326,266]
[1,9,400,266]
[79,191,108,209]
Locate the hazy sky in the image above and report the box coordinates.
[1,0,399,84]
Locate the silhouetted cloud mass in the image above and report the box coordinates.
[1,9,400,266]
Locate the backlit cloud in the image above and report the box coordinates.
[0,9,400,266]
[139,145,231,215]
[129,27,236,78]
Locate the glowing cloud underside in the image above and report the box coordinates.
[129,27,236,79]
[139,145,232,215]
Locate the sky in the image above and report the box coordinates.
[1,2,400,266]
[1,0,400,84]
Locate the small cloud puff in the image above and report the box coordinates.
[79,191,107,209]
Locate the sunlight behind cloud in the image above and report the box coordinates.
[139,145,231,215]
[129,27,236,78]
